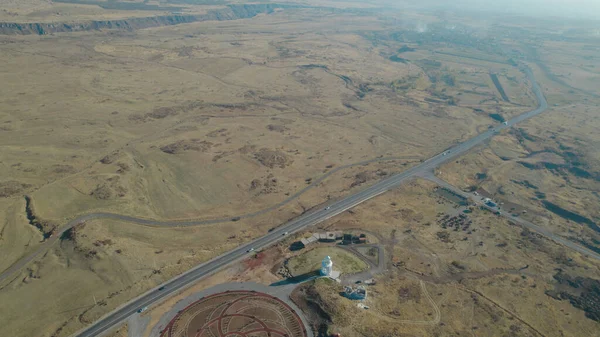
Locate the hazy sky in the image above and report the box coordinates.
[472,0,600,17]
[403,0,600,19]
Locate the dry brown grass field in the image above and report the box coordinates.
[438,36,600,260]
[310,181,599,336]
[0,157,409,336]
[292,180,600,337]
[0,1,598,336]
[139,179,600,337]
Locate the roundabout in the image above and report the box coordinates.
[159,288,309,337]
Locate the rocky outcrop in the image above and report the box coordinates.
[24,195,58,239]
[0,4,306,35]
[254,148,293,169]
[0,15,198,35]
[160,139,213,154]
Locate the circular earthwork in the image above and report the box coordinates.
[160,290,308,337]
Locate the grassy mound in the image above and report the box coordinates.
[287,246,368,276]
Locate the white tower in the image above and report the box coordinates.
[320,255,333,276]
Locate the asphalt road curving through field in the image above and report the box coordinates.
[2,66,590,337]
[0,153,420,285]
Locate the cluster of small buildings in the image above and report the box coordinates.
[300,231,342,246]
[298,231,367,248]
[342,279,375,302]
[342,285,367,300]
[343,233,368,245]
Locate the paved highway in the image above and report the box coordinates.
[0,65,546,286]
[68,66,565,337]
[0,154,421,285]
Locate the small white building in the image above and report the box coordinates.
[320,255,333,276]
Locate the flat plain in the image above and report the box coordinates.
[0,1,598,337]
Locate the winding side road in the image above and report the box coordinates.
[422,174,600,260]
[0,154,419,285]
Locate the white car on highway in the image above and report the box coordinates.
[247,248,254,253]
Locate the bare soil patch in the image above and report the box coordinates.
[160,140,214,154]
[0,180,31,198]
[254,148,293,169]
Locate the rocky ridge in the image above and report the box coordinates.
[0,4,306,35]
